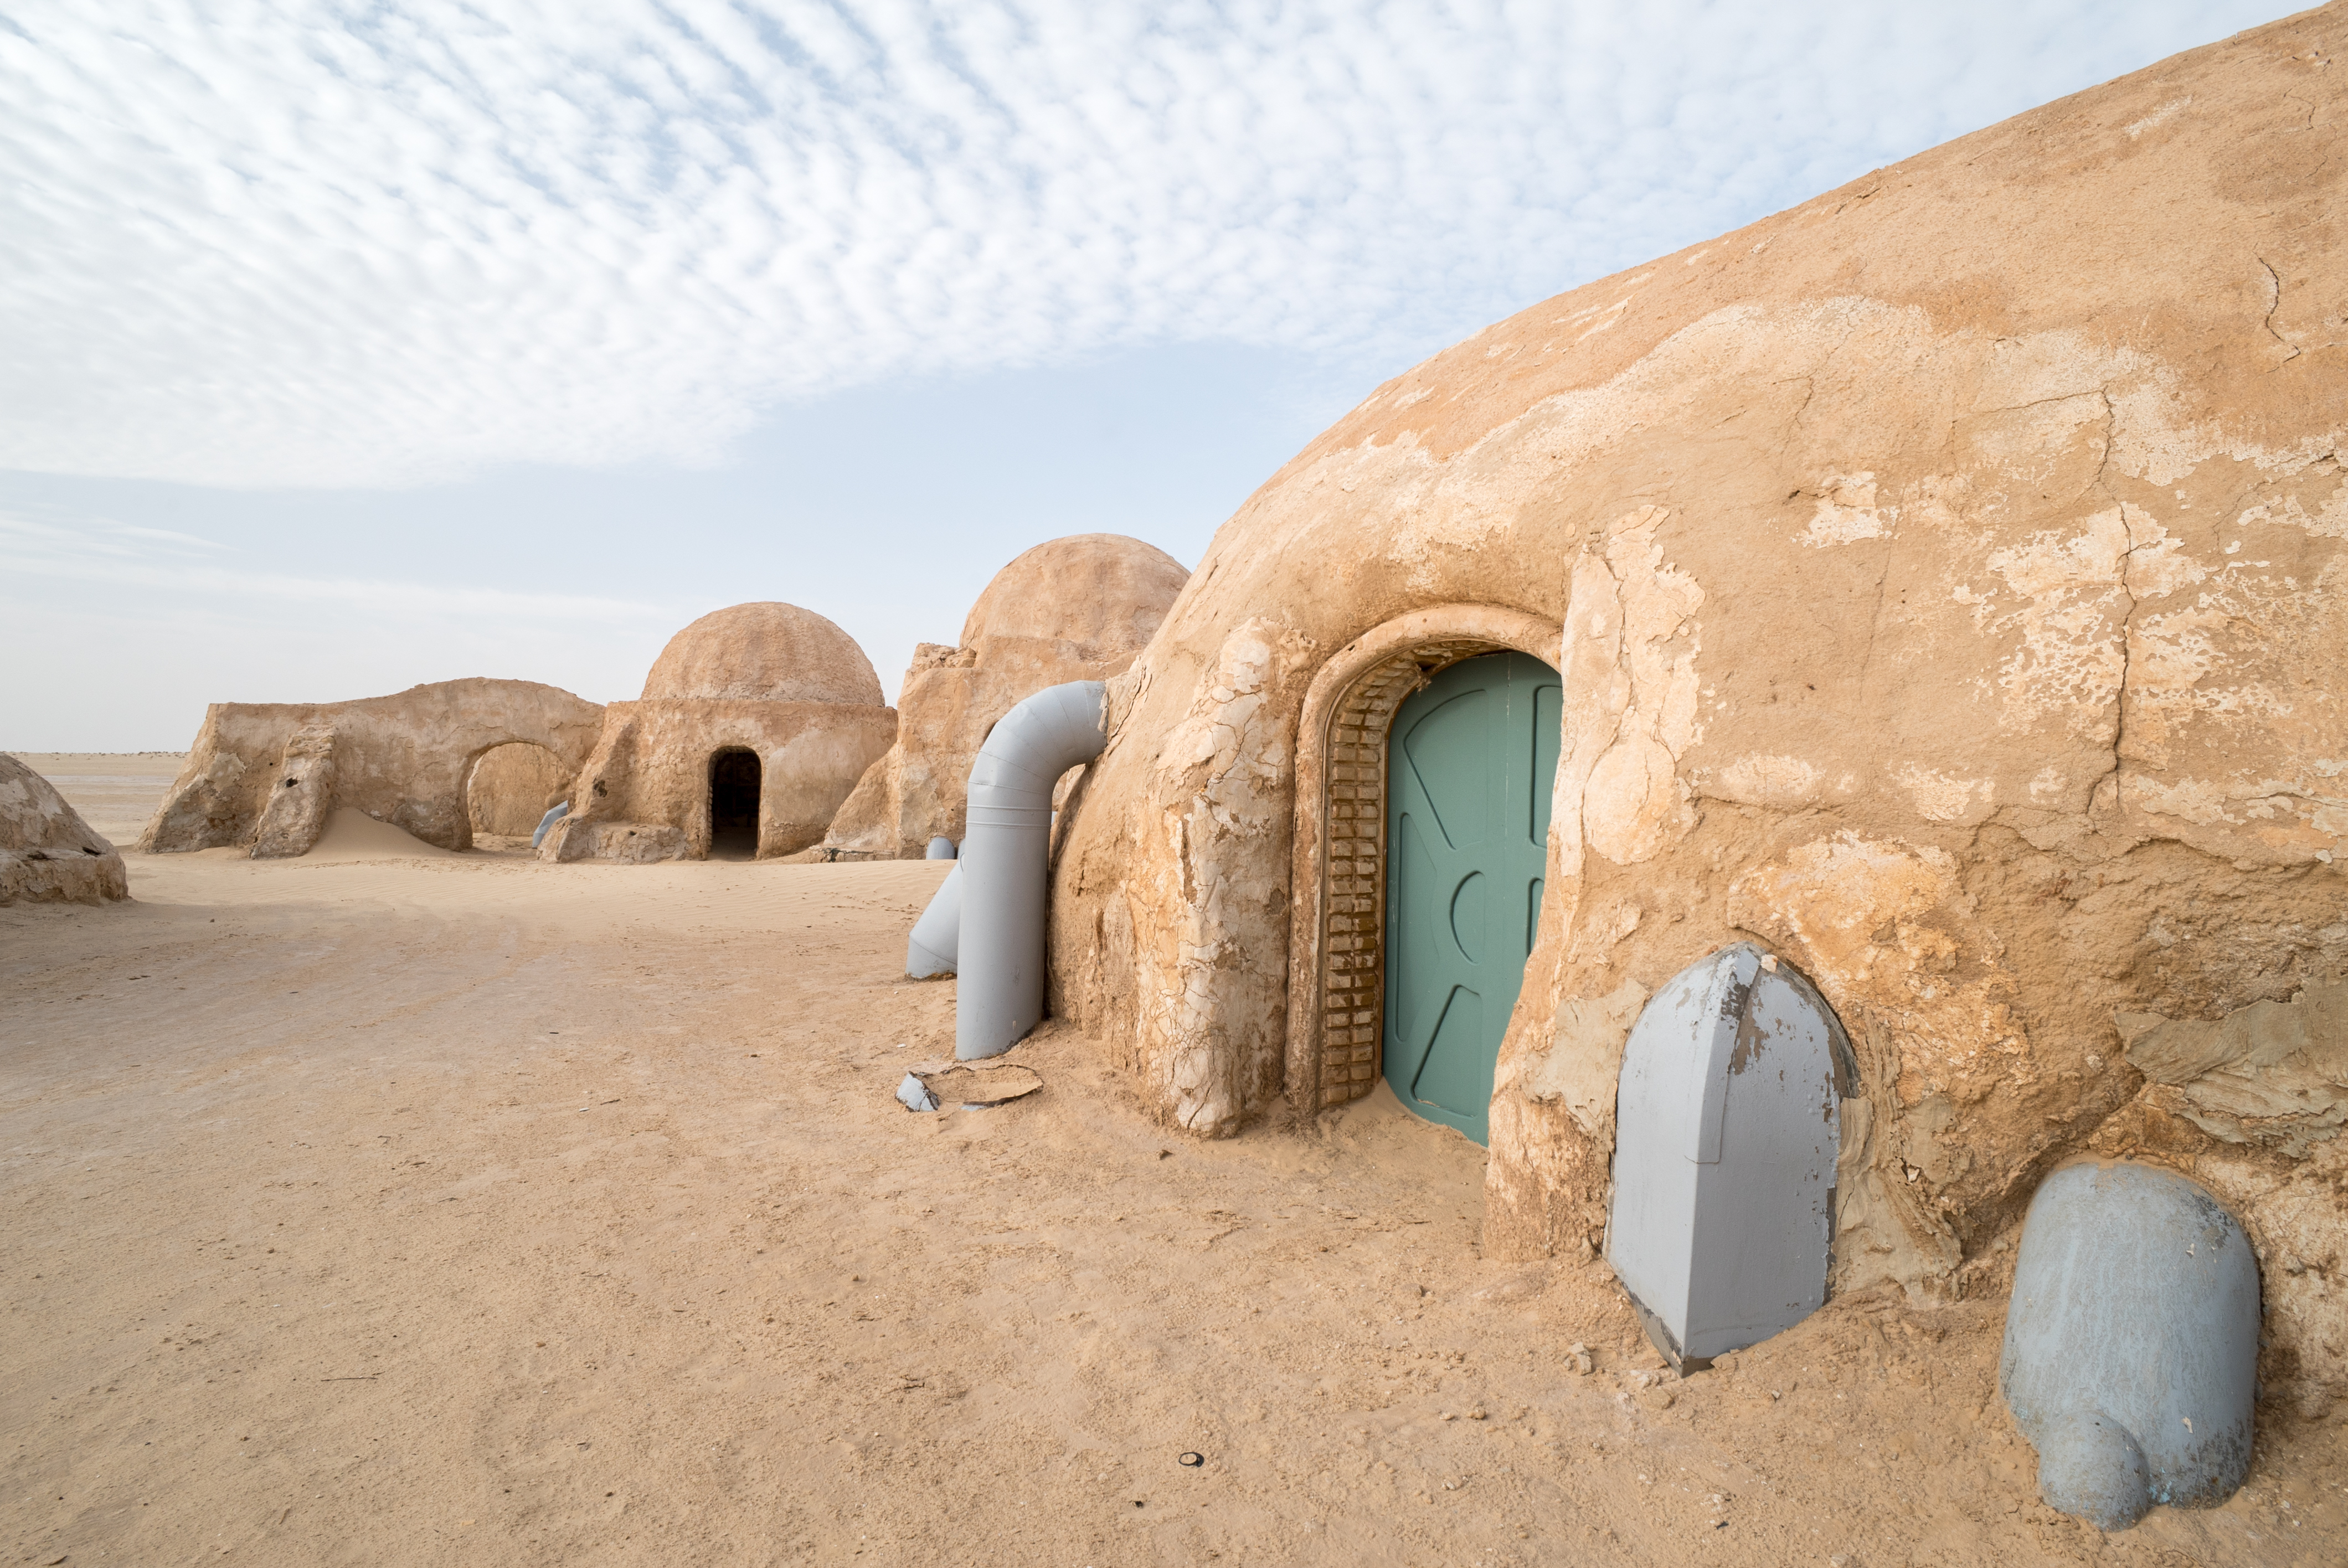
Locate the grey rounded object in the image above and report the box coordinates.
[926,836,957,860]
[907,863,960,979]
[956,681,1106,1060]
[2000,1161,2260,1530]
[2037,1409,2153,1531]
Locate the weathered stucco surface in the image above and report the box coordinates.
[141,680,605,854]
[248,724,339,859]
[818,535,1188,860]
[1,754,129,905]
[641,601,885,708]
[1048,11,2348,1398]
[544,602,895,863]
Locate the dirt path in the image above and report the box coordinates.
[2,850,2339,1566]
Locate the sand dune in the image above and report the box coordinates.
[1,850,2337,1566]
[303,807,459,862]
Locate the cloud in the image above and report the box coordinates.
[0,0,2282,488]
[0,505,671,621]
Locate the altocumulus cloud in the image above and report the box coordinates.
[0,0,2282,489]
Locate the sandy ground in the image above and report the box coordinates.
[2,761,2343,1566]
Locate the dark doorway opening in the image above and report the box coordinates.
[709,749,761,859]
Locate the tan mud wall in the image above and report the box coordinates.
[141,679,605,854]
[1047,10,2348,1398]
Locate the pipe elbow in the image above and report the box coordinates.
[967,680,1107,819]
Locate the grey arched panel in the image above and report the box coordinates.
[1606,942,1851,1370]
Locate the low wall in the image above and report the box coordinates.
[140,679,605,854]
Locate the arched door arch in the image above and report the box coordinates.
[1284,604,1564,1120]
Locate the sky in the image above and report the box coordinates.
[0,0,2291,750]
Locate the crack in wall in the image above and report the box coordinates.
[2095,388,2131,815]
[2260,257,2303,363]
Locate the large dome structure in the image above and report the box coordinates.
[1042,10,2348,1410]
[642,602,883,706]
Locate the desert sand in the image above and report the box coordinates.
[1,762,2340,1566]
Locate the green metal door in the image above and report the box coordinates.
[1384,651,1561,1144]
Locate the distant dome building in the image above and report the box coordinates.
[542,602,895,863]
[816,534,1188,860]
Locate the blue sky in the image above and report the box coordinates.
[0,1,2288,749]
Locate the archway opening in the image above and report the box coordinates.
[709,748,762,859]
[1283,606,1566,1126]
[1382,649,1561,1145]
[466,742,573,852]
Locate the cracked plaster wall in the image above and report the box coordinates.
[1049,10,2348,1391]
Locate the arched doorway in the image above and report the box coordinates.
[1281,604,1564,1122]
[466,742,574,850]
[708,748,762,859]
[1383,650,1561,1144]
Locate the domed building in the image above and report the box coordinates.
[1044,16,2347,1401]
[815,534,1188,859]
[542,602,895,862]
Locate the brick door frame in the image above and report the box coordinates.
[1283,604,1564,1117]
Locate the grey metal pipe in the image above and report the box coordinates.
[905,863,960,978]
[955,680,1106,1059]
[2000,1160,2261,1530]
[532,801,569,849]
[925,835,957,859]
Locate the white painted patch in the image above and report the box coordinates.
[1891,763,1995,824]
[1800,471,1889,546]
[2124,96,2191,138]
[1712,754,1825,809]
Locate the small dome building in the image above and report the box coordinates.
[816,534,1188,859]
[543,602,895,862]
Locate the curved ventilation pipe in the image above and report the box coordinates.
[925,836,957,859]
[905,863,961,978]
[2000,1161,2259,1531]
[954,680,1106,1060]
[532,802,569,849]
